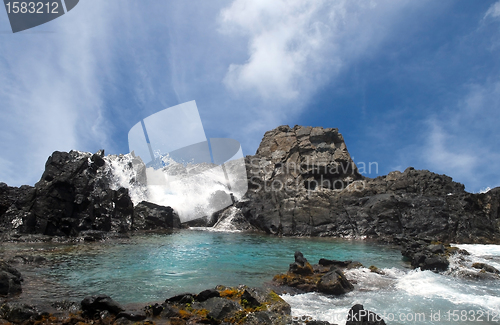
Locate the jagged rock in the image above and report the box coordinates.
[400,238,468,272]
[346,304,386,325]
[317,267,354,295]
[211,125,500,243]
[212,206,258,231]
[289,251,314,275]
[133,201,180,230]
[0,150,182,239]
[0,261,23,296]
[273,252,354,295]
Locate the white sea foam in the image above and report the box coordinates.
[282,292,351,325]
[103,153,239,223]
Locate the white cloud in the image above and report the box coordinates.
[0,0,116,186]
[218,0,426,104]
[421,81,500,191]
[485,1,500,19]
[214,0,434,152]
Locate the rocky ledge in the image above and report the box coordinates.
[211,125,500,243]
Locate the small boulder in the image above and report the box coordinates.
[196,288,220,302]
[346,304,386,325]
[317,268,354,295]
[81,294,124,315]
[196,297,242,320]
[472,262,500,274]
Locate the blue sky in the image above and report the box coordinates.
[0,0,499,192]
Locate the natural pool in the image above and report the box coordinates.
[3,229,500,325]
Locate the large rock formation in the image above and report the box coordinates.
[216,125,500,243]
[0,150,180,240]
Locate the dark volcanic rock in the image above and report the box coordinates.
[133,201,180,230]
[346,304,386,325]
[0,150,181,239]
[273,251,354,295]
[210,125,500,243]
[158,286,291,324]
[0,261,23,296]
[400,237,469,271]
[0,302,40,323]
[81,294,125,315]
[317,268,354,295]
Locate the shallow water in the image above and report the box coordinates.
[2,230,500,325]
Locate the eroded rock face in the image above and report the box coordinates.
[215,125,500,243]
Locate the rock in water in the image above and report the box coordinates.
[346,304,386,325]
[133,201,180,230]
[317,268,354,295]
[273,252,354,295]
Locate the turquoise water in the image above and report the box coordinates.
[4,230,500,325]
[10,230,400,304]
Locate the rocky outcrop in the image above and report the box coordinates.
[273,251,355,295]
[0,150,181,240]
[399,237,469,271]
[213,125,500,243]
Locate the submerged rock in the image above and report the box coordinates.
[472,262,500,274]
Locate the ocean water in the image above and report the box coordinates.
[4,230,500,324]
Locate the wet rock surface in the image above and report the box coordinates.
[399,237,469,272]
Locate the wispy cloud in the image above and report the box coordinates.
[421,81,500,191]
[485,1,500,19]
[216,0,432,154]
[219,0,423,103]
[0,1,116,185]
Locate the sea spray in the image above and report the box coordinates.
[103,153,240,222]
